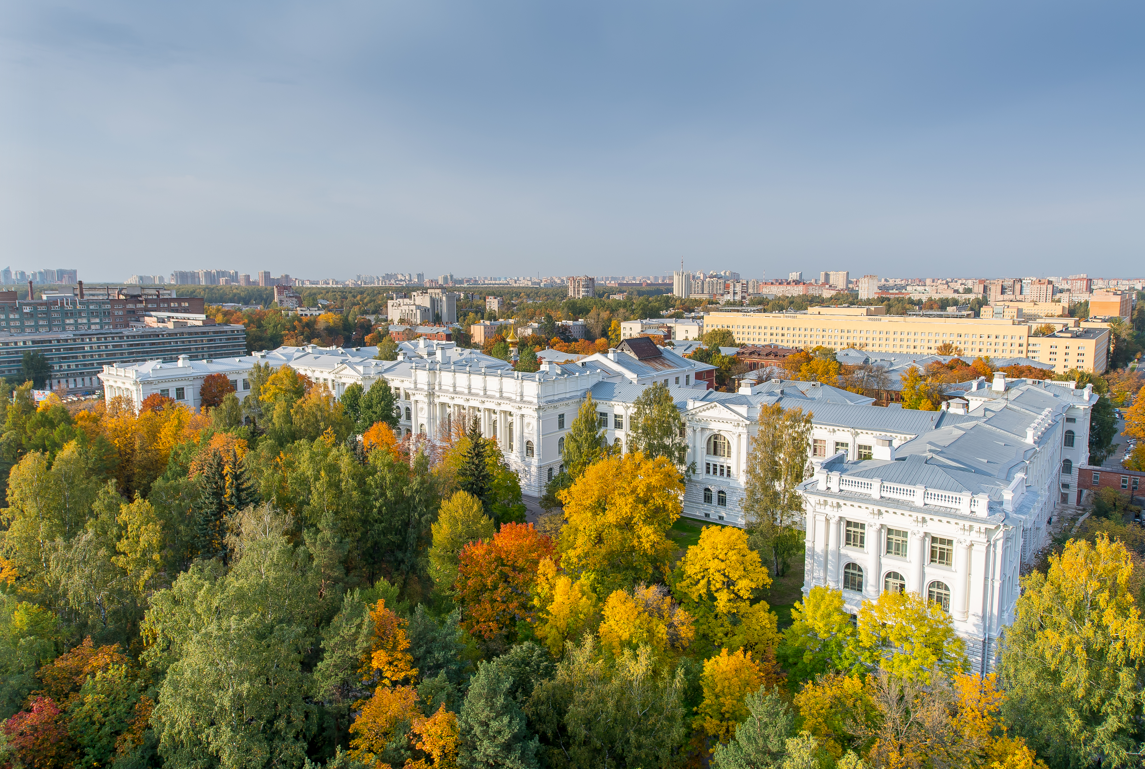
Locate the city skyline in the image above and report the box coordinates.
[3,2,1144,280]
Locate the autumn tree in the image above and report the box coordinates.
[999,534,1145,768]
[198,372,236,410]
[455,523,555,649]
[674,525,777,654]
[598,583,694,661]
[531,557,598,657]
[1125,384,1145,441]
[742,403,812,576]
[695,648,773,745]
[428,491,495,594]
[900,365,942,411]
[356,378,399,433]
[935,341,964,356]
[561,394,608,480]
[557,452,683,593]
[855,589,966,683]
[457,417,492,515]
[703,328,738,349]
[627,381,689,469]
[778,586,859,683]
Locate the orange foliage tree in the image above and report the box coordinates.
[188,432,249,477]
[362,422,403,460]
[455,522,555,646]
[198,373,236,410]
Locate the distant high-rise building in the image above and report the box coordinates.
[416,273,425,284]
[1066,275,1092,294]
[818,271,829,285]
[258,271,272,287]
[239,274,252,286]
[171,271,199,285]
[568,276,596,299]
[827,271,849,289]
[857,275,878,300]
[56,269,78,284]
[673,270,692,298]
[1028,279,1054,303]
[1,268,11,285]
[789,271,803,282]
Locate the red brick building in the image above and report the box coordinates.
[735,344,800,371]
[1077,464,1144,505]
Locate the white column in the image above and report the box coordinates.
[954,539,971,620]
[866,523,883,599]
[826,514,842,588]
[516,413,525,458]
[804,513,818,584]
[913,531,928,595]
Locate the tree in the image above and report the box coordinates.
[490,340,512,361]
[607,319,622,348]
[408,704,460,769]
[855,590,966,683]
[935,341,964,356]
[457,418,493,515]
[362,422,403,459]
[695,648,770,744]
[674,525,777,654]
[0,596,60,719]
[428,491,495,594]
[703,328,738,349]
[314,591,375,749]
[531,557,598,657]
[598,583,694,661]
[516,345,539,373]
[458,658,539,769]
[778,586,858,683]
[793,672,873,760]
[376,335,399,361]
[455,523,555,648]
[561,394,607,480]
[711,685,795,769]
[557,452,683,593]
[358,379,399,433]
[349,685,421,766]
[199,372,236,409]
[742,403,812,576]
[340,382,365,427]
[20,351,50,389]
[627,382,688,469]
[527,637,688,769]
[1125,384,1145,441]
[193,448,257,562]
[900,365,941,411]
[1,695,75,768]
[999,534,1145,769]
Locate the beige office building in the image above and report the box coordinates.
[980,302,1069,319]
[704,306,1109,374]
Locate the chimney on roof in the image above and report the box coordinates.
[992,372,1006,392]
[177,355,189,367]
[872,436,896,461]
[77,281,84,299]
[608,348,617,361]
[27,280,33,300]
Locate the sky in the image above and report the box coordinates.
[1,1,1143,282]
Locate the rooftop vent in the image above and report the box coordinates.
[992,372,1006,392]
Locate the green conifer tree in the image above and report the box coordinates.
[458,417,493,516]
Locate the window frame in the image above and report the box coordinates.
[844,521,866,549]
[885,528,908,558]
[883,571,906,594]
[842,563,864,592]
[929,536,954,567]
[927,581,952,612]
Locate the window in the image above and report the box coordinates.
[614,414,624,429]
[704,488,713,504]
[685,374,690,385]
[558,414,565,429]
[1062,459,1072,475]
[613,437,621,448]
[405,407,412,420]
[1092,472,1101,484]
[929,537,954,567]
[707,434,731,457]
[525,440,534,458]
[1065,417,1076,424]
[844,521,866,549]
[598,412,609,428]
[175,387,185,400]
[812,439,826,458]
[1064,430,1075,448]
[548,468,553,482]
[883,571,906,594]
[927,581,951,612]
[834,441,849,456]
[558,437,565,455]
[843,563,864,592]
[885,528,908,558]
[857,444,873,460]
[1123,476,1130,490]
[242,378,250,390]
[675,377,679,384]
[717,490,727,506]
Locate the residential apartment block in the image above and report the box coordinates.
[619,318,704,341]
[1089,291,1133,320]
[568,276,596,299]
[704,306,1110,374]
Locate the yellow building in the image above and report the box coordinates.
[1089,291,1132,320]
[980,302,1068,319]
[703,306,1109,374]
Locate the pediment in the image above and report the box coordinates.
[684,401,752,423]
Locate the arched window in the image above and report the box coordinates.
[704,488,713,504]
[717,490,727,507]
[419,424,426,435]
[613,437,622,448]
[707,434,731,457]
[1061,458,1072,475]
[883,571,906,594]
[1064,430,1075,448]
[404,406,411,421]
[927,581,951,612]
[558,437,565,455]
[843,563,864,592]
[525,440,534,458]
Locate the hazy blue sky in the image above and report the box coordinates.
[2,1,1143,281]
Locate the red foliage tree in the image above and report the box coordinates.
[1,696,76,768]
[139,393,175,414]
[455,522,556,644]
[198,372,236,410]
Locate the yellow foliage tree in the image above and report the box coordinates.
[406,704,460,769]
[779,586,859,682]
[532,557,598,657]
[261,365,312,408]
[363,599,418,687]
[427,491,495,594]
[557,452,683,592]
[855,590,966,683]
[598,583,693,661]
[694,648,769,744]
[349,684,421,765]
[113,497,165,596]
[1125,384,1145,441]
[674,525,777,654]
[793,672,873,760]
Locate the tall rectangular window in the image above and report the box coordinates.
[885,528,908,558]
[857,444,873,460]
[844,521,866,549]
[812,439,826,458]
[930,537,954,566]
[598,412,608,428]
[614,414,624,430]
[558,414,565,430]
[834,442,849,456]
[175,387,185,400]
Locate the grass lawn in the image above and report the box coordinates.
[767,545,806,631]
[668,517,711,551]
